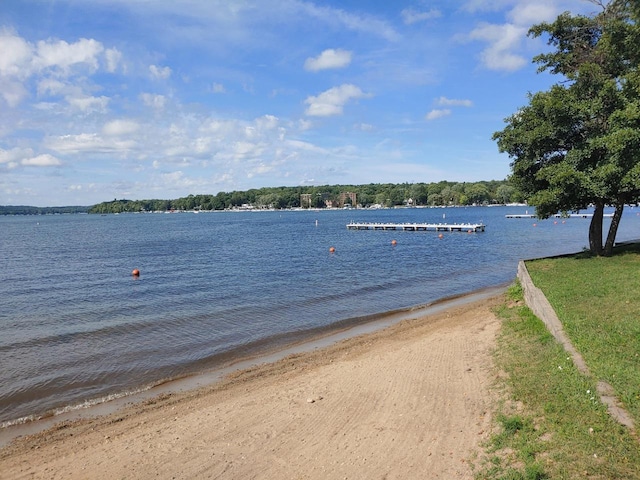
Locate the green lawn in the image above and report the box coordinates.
[475,244,640,479]
[527,245,640,423]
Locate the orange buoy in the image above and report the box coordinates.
[533,223,537,227]
[438,233,444,239]
[132,269,140,276]
[329,246,336,253]
[391,239,397,246]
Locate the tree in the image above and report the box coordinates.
[427,193,443,206]
[493,0,640,256]
[465,183,490,205]
[496,184,516,204]
[410,183,428,205]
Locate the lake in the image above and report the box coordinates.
[1,205,639,428]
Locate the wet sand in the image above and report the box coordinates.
[0,294,503,479]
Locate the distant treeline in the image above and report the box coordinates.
[0,205,90,215]
[88,180,521,214]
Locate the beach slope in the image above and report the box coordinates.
[0,296,501,479]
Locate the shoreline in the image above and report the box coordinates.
[0,284,507,454]
[1,291,504,479]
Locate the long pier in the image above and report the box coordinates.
[346,222,486,232]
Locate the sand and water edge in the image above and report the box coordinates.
[0,288,505,479]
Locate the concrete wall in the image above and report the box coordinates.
[517,260,635,431]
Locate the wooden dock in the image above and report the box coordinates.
[346,222,486,232]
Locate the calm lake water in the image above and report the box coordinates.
[1,206,639,427]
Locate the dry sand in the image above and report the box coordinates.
[0,295,502,479]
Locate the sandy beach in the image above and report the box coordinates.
[0,295,502,479]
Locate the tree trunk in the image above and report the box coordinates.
[589,202,604,256]
[603,202,625,256]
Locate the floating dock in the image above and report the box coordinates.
[346,222,485,232]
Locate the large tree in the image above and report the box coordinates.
[494,0,640,256]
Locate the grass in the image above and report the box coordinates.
[527,243,640,423]
[474,250,640,480]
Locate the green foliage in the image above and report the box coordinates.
[493,1,640,256]
[526,246,640,423]
[0,205,90,215]
[499,415,526,436]
[475,276,640,479]
[84,180,517,214]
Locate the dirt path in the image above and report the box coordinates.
[0,296,502,479]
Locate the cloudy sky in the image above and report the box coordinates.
[1,0,597,206]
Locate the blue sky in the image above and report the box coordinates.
[1,0,597,206]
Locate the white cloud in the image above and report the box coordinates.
[34,38,103,74]
[0,79,28,107]
[1,32,106,78]
[298,119,313,131]
[104,48,122,72]
[463,1,579,72]
[149,64,172,79]
[232,140,265,160]
[468,22,528,71]
[304,49,352,71]
[247,163,274,178]
[200,119,234,136]
[0,147,32,164]
[461,0,514,14]
[425,109,451,121]
[140,93,166,109]
[103,119,140,136]
[285,139,326,153]
[0,148,62,168]
[304,84,370,117]
[154,114,288,166]
[507,2,561,26]
[212,82,226,93]
[0,30,120,109]
[436,96,473,107]
[21,154,62,167]
[37,78,66,97]
[298,3,399,42]
[67,95,110,113]
[0,29,32,78]
[355,123,374,132]
[45,133,135,154]
[255,114,279,131]
[401,8,442,25]
[0,32,31,106]
[160,170,186,183]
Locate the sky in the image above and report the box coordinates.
[0,0,599,206]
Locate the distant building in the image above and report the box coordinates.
[339,192,356,208]
[300,193,312,208]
